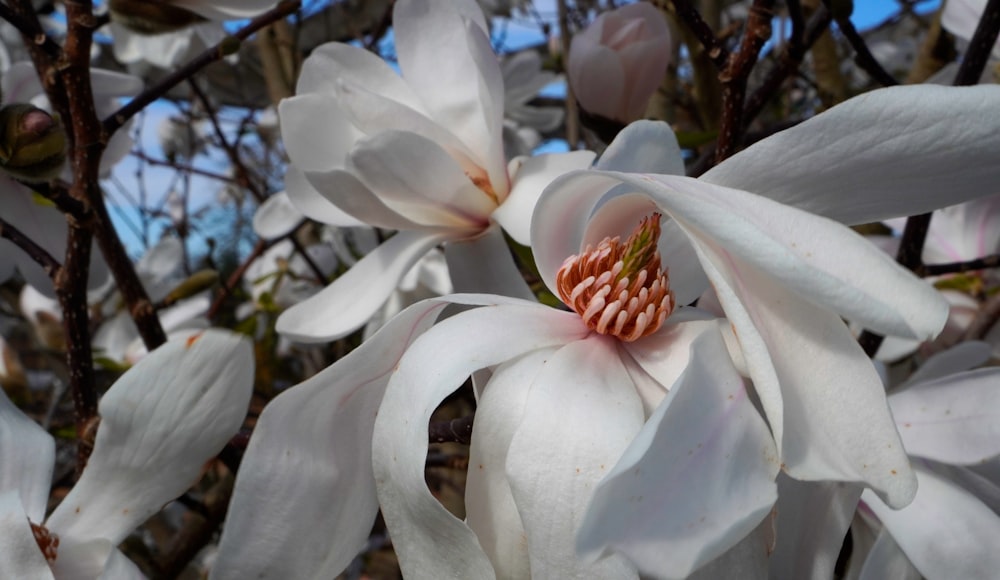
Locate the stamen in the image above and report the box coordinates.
[555,213,675,342]
[30,521,59,563]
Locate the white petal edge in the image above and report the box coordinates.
[275,230,453,342]
[212,298,452,579]
[373,301,590,579]
[46,330,254,546]
[577,324,778,579]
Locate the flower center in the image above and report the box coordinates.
[556,213,675,342]
[30,521,59,563]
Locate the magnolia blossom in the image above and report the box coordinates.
[109,20,227,70]
[274,0,595,342]
[0,330,253,578]
[568,2,671,123]
[213,82,1000,577]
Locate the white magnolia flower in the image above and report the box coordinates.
[273,0,595,342]
[0,330,253,578]
[214,84,1000,578]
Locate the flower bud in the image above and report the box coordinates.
[0,104,67,182]
[568,2,671,124]
[108,0,205,35]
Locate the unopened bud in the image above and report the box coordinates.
[0,104,67,182]
[108,0,205,35]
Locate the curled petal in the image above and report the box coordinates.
[507,336,643,579]
[861,465,1000,579]
[212,299,452,579]
[702,85,1000,225]
[275,230,454,342]
[46,331,254,546]
[577,324,778,579]
[0,389,54,522]
[890,368,1000,465]
[373,301,589,578]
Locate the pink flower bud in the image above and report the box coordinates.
[568,2,671,123]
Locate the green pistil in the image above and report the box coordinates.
[618,213,662,282]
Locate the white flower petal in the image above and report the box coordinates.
[297,42,423,110]
[862,465,1000,579]
[506,336,642,579]
[770,477,862,580]
[492,150,596,246]
[373,302,589,579]
[595,120,684,176]
[890,368,1000,465]
[697,247,916,507]
[611,172,948,340]
[577,325,778,579]
[465,348,556,579]
[275,231,453,342]
[858,529,922,580]
[173,0,278,20]
[394,0,506,188]
[0,389,54,522]
[253,192,303,240]
[0,490,55,579]
[702,85,1000,225]
[445,224,535,300]
[212,299,452,579]
[348,131,496,228]
[299,168,417,230]
[278,93,363,174]
[46,331,253,546]
[902,340,992,386]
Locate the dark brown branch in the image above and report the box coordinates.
[824,1,899,86]
[207,238,273,320]
[0,216,61,276]
[954,0,1000,85]
[102,0,301,137]
[668,0,730,68]
[919,254,1000,277]
[21,179,87,217]
[0,2,61,59]
[689,7,832,178]
[714,0,776,164]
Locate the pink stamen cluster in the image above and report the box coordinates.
[556,213,675,342]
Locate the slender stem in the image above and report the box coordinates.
[102,0,301,137]
[668,0,730,68]
[556,0,580,149]
[824,1,899,86]
[918,254,1000,277]
[0,216,61,276]
[954,0,1000,85]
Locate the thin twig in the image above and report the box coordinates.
[667,0,730,68]
[824,1,899,86]
[0,216,61,276]
[101,0,301,138]
[918,255,1000,277]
